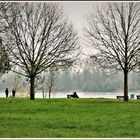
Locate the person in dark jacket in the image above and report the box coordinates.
[5,88,9,98]
[73,91,79,98]
[12,89,16,97]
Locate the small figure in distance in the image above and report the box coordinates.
[5,88,9,98]
[12,89,16,97]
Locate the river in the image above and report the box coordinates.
[0,91,139,99]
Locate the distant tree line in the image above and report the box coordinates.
[53,67,140,93]
[1,64,140,95]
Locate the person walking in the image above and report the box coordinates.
[5,88,9,98]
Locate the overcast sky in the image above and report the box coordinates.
[60,2,96,56]
[61,2,93,32]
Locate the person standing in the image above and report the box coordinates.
[5,88,9,98]
[12,89,16,97]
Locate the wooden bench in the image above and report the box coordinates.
[137,95,140,99]
[67,95,72,98]
[116,96,124,99]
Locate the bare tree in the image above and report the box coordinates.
[0,3,12,76]
[36,75,47,99]
[0,2,10,32]
[2,67,24,92]
[47,65,58,99]
[2,2,79,100]
[0,37,11,76]
[86,2,140,102]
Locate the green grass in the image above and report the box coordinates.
[0,98,140,138]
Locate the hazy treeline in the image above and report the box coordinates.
[0,65,140,93]
[54,67,140,93]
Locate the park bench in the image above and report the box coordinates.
[116,96,124,99]
[137,95,140,99]
[67,92,79,98]
[67,95,73,98]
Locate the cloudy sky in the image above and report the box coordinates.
[61,2,94,32]
[60,2,96,56]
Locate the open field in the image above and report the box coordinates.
[0,98,140,138]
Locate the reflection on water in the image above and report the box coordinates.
[0,91,139,99]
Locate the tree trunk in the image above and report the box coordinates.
[49,87,51,99]
[41,84,45,99]
[30,76,35,100]
[42,87,45,99]
[49,91,51,99]
[124,71,128,102]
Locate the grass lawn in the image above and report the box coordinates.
[0,98,140,138]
